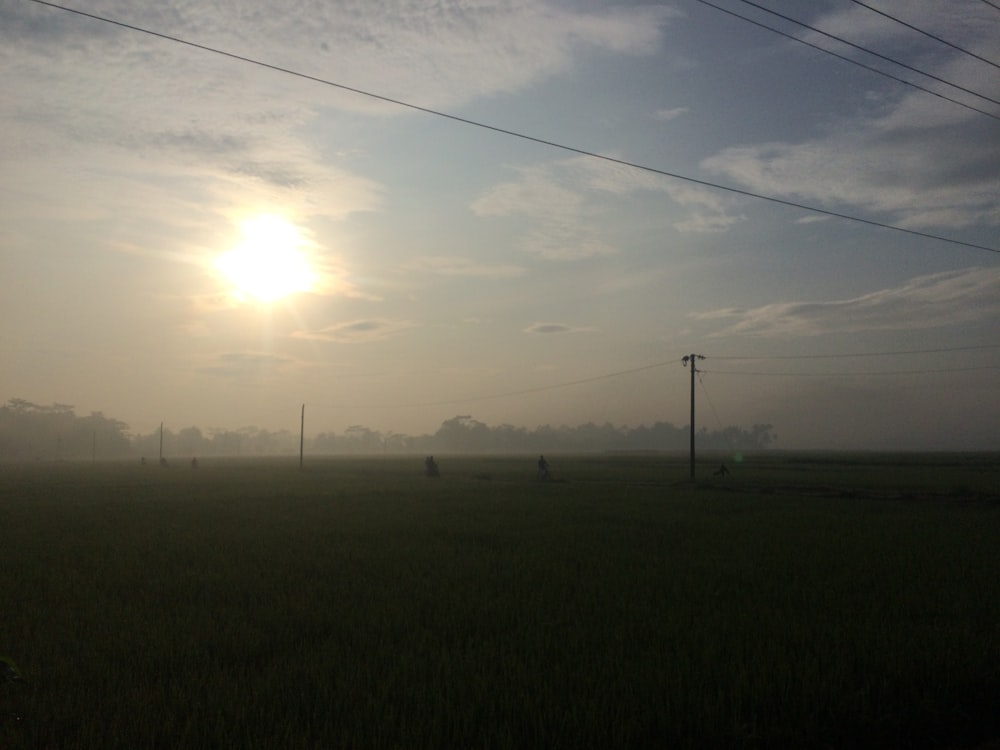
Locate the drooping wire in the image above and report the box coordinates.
[711,343,1000,361]
[701,365,999,377]
[22,0,1000,256]
[696,370,742,456]
[845,0,1000,71]
[312,360,678,411]
[732,0,1000,108]
[692,0,1000,122]
[697,371,727,432]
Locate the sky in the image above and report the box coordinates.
[1,0,998,451]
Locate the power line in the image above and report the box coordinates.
[733,0,1000,108]
[702,365,999,377]
[845,0,1000,72]
[327,360,679,410]
[25,0,1000,256]
[711,343,1000,361]
[697,371,730,434]
[692,0,1000,122]
[980,0,1000,11]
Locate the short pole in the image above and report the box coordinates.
[299,404,305,471]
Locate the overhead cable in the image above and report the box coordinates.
[693,0,1000,122]
[702,365,999,377]
[845,0,1000,71]
[326,361,680,410]
[733,0,1000,108]
[25,0,1000,255]
[710,343,1000,361]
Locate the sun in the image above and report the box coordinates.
[215,215,316,302]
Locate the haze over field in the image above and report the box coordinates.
[2,0,998,451]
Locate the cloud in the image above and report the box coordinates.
[653,107,689,122]
[471,164,614,260]
[689,267,1000,337]
[291,318,417,343]
[524,322,593,334]
[200,352,293,380]
[473,165,584,216]
[300,2,677,111]
[569,156,743,233]
[405,256,524,278]
[1,1,680,276]
[472,153,744,258]
[803,0,997,53]
[1,2,675,113]
[702,119,1000,229]
[0,1,670,239]
[699,4,1000,230]
[0,15,384,239]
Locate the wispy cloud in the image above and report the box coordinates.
[804,0,997,53]
[701,120,1000,229]
[291,318,417,343]
[405,256,524,278]
[1,0,675,246]
[690,267,1000,337]
[471,164,614,260]
[700,3,1000,231]
[1,1,675,112]
[472,152,744,259]
[653,107,689,122]
[570,155,743,233]
[524,322,593,335]
[200,352,293,381]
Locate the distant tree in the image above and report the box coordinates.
[176,426,206,456]
[434,416,491,452]
[0,398,777,460]
[0,400,131,460]
[208,428,244,456]
[311,431,337,454]
[341,425,382,453]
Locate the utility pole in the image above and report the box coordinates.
[299,404,305,471]
[682,354,705,479]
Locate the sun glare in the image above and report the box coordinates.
[215,215,316,303]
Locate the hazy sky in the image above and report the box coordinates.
[2,0,998,450]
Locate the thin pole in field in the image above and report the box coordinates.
[682,354,705,479]
[159,422,163,463]
[299,404,305,471]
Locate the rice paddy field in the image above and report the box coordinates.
[1,452,998,749]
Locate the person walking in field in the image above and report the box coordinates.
[537,455,550,481]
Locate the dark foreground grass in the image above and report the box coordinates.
[1,454,998,749]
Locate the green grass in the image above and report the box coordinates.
[1,454,998,748]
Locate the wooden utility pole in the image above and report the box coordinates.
[159,422,164,464]
[682,354,705,479]
[299,404,305,471]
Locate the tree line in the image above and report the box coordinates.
[0,400,775,461]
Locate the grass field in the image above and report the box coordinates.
[1,453,998,748]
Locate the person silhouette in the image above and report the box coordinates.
[537,455,550,481]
